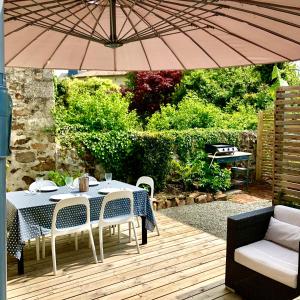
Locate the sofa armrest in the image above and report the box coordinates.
[226,206,274,260]
[298,242,300,290]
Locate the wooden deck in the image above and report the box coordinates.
[7,213,241,300]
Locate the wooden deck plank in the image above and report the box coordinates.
[7,213,239,300]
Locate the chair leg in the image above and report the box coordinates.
[88,234,91,249]
[42,235,46,259]
[109,226,112,237]
[128,222,132,243]
[112,225,116,235]
[88,229,98,264]
[136,216,140,228]
[131,222,140,254]
[51,236,57,275]
[99,227,104,262]
[151,205,160,236]
[27,239,31,248]
[155,224,160,236]
[118,224,121,243]
[36,237,40,261]
[75,232,78,251]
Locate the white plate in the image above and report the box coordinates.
[49,193,75,201]
[40,186,59,192]
[98,187,121,194]
[89,181,99,187]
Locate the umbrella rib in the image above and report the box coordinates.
[119,0,186,69]
[79,0,109,69]
[223,0,300,13]
[201,27,254,65]
[122,2,219,42]
[207,2,300,30]
[51,0,105,40]
[42,4,102,68]
[161,0,300,46]
[133,0,220,67]
[117,0,136,39]
[146,0,297,58]
[5,0,104,41]
[5,0,72,13]
[5,0,83,37]
[138,0,290,61]
[5,0,77,22]
[118,0,152,70]
[6,3,98,66]
[128,0,228,39]
[118,0,164,40]
[79,0,110,40]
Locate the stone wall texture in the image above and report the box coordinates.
[6,68,56,191]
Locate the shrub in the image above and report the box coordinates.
[128,132,174,190]
[169,153,232,192]
[58,128,245,191]
[54,77,141,133]
[147,92,223,131]
[47,170,82,186]
[147,92,257,131]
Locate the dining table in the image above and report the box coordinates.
[6,180,156,275]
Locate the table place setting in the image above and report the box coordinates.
[6,172,156,270]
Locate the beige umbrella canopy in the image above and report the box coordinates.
[4,0,300,71]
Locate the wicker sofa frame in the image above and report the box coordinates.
[225,206,300,300]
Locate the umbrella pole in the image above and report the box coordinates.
[0,0,12,298]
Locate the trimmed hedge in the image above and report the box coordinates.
[58,128,250,190]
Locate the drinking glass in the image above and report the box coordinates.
[105,173,112,184]
[65,176,74,192]
[35,177,43,193]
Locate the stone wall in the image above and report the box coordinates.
[6,68,56,191]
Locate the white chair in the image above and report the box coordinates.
[28,180,57,261]
[96,191,140,262]
[42,196,97,275]
[136,176,160,236]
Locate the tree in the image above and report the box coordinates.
[54,77,140,133]
[123,71,182,121]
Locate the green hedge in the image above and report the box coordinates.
[58,128,249,190]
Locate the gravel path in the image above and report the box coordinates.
[160,200,271,240]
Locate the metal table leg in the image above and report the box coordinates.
[141,216,147,245]
[18,247,24,275]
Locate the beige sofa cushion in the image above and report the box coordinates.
[265,217,300,252]
[275,205,300,227]
[235,240,298,288]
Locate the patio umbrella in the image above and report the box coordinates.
[4,0,300,70]
[1,0,300,298]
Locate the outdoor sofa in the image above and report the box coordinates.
[225,205,300,300]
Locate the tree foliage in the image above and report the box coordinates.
[172,63,299,112]
[123,70,182,120]
[54,77,141,133]
[147,92,257,131]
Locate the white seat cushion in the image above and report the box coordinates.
[235,240,299,288]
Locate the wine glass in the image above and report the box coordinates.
[35,177,43,193]
[65,176,74,193]
[105,173,112,184]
